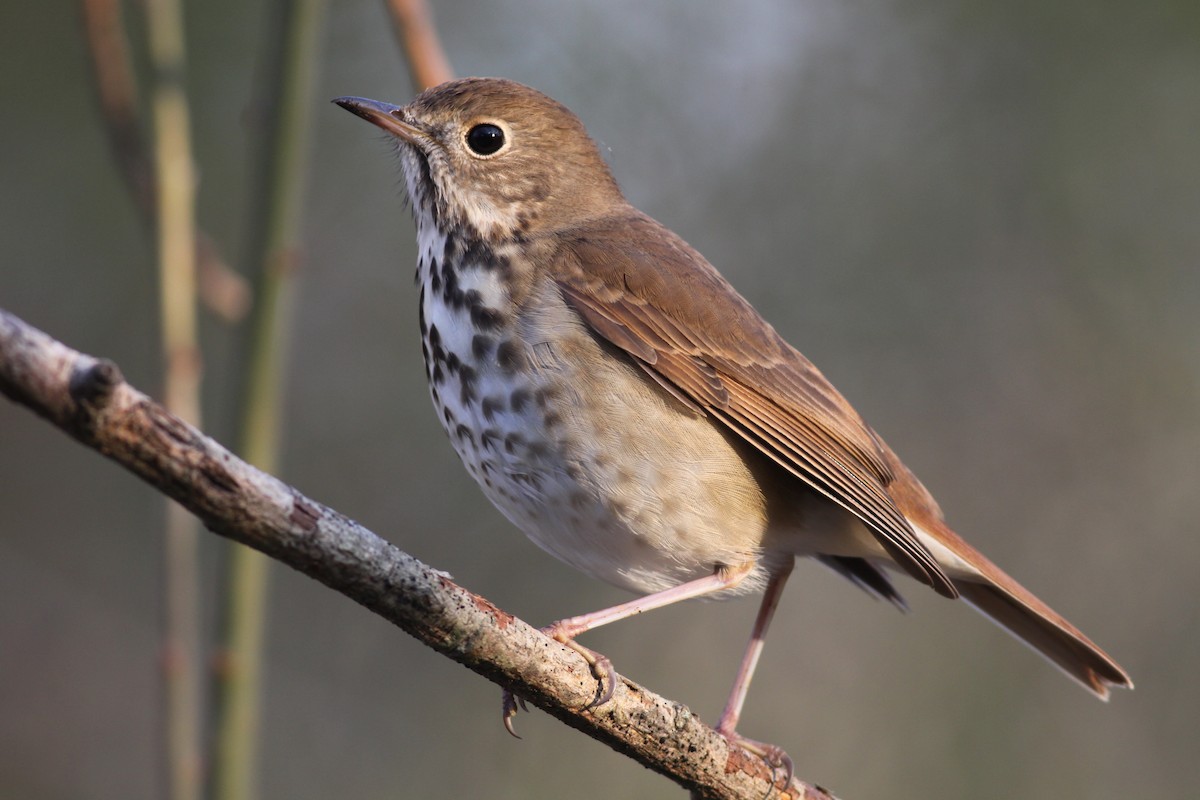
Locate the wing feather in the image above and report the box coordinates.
[555,210,956,597]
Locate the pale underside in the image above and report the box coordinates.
[413,222,969,597]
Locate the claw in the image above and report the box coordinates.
[584,652,617,709]
[501,690,528,738]
[499,625,619,738]
[760,744,795,793]
[541,624,618,711]
[721,731,794,798]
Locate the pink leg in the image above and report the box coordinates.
[504,562,756,735]
[547,561,756,640]
[716,561,796,785]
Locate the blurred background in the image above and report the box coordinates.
[2,0,1197,798]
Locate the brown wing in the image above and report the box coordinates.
[554,209,956,597]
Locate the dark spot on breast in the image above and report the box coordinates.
[463,288,482,312]
[496,339,523,373]
[431,363,445,385]
[418,287,428,336]
[459,365,478,405]
[428,324,441,348]
[480,429,499,451]
[470,304,504,330]
[463,289,503,331]
[471,334,494,359]
[510,388,532,413]
[542,411,562,429]
[454,423,474,445]
[463,240,490,265]
[443,236,458,264]
[463,240,511,273]
[442,268,463,307]
[442,406,457,425]
[503,432,524,454]
[512,472,542,490]
[481,396,503,421]
[445,351,461,374]
[527,440,550,459]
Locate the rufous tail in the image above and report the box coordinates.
[883,447,1132,699]
[950,560,1132,699]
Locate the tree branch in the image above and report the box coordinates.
[0,307,838,800]
[384,0,454,90]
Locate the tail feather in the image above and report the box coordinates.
[914,516,1132,699]
[955,579,1132,699]
[878,442,1133,698]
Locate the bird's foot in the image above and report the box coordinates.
[500,622,618,737]
[718,727,795,791]
[538,619,618,709]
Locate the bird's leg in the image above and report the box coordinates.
[503,562,755,736]
[715,560,796,786]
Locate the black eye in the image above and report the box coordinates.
[466,123,506,156]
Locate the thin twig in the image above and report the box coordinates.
[212,2,327,799]
[384,0,454,90]
[80,0,155,215]
[144,0,202,797]
[0,308,839,800]
[79,0,249,323]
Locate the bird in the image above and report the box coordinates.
[334,77,1132,773]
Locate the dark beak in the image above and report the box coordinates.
[333,96,424,144]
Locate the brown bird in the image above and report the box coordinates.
[335,78,1131,772]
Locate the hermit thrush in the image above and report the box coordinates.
[335,78,1131,771]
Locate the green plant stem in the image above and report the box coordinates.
[213,2,327,799]
[145,0,202,799]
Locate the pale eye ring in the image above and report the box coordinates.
[465,123,506,156]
